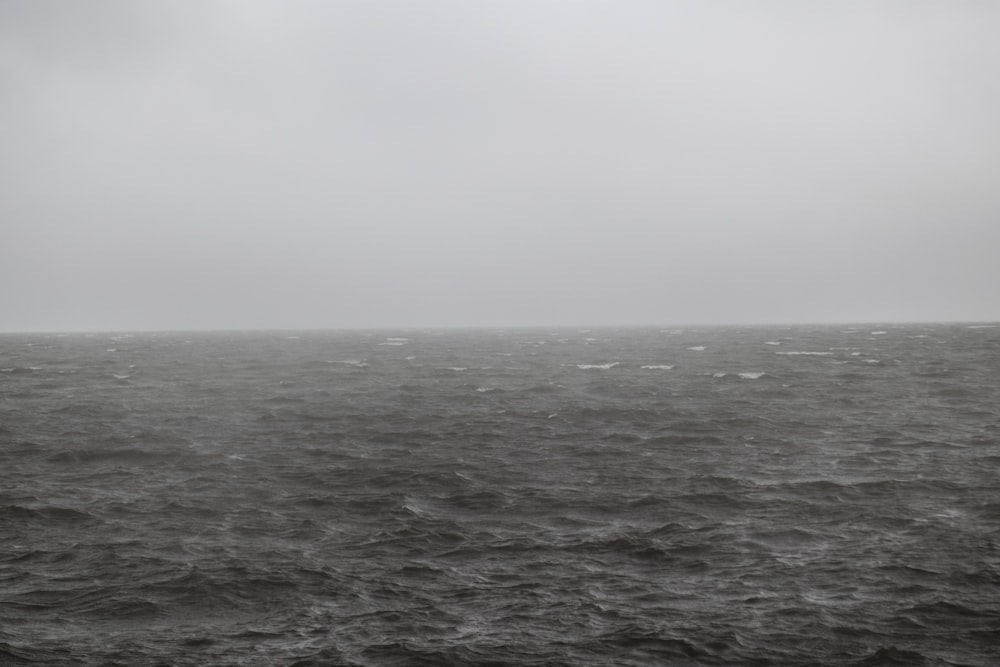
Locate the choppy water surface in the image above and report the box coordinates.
[2,325,999,666]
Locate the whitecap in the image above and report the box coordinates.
[328,360,369,368]
[775,351,833,356]
[870,331,888,335]
[576,362,619,370]
[475,387,494,393]
[401,501,433,518]
[687,346,706,352]
[712,372,766,380]
[640,364,674,370]
[447,367,468,372]
[112,374,130,380]
[764,341,781,346]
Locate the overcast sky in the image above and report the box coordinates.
[2,1,998,332]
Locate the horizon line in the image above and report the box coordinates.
[2,319,997,336]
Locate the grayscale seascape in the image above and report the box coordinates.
[3,2,1000,665]
[2,325,998,666]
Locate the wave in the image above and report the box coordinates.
[326,359,369,367]
[379,337,409,346]
[2,503,101,525]
[710,371,769,380]
[775,351,833,356]
[44,439,192,465]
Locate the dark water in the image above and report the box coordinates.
[2,325,999,666]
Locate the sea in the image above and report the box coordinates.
[1,324,998,666]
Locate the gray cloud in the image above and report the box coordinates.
[2,1,998,331]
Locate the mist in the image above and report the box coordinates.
[2,1,998,332]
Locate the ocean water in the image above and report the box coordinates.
[1,324,998,666]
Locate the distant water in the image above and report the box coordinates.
[2,325,999,666]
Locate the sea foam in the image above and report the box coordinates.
[775,351,833,356]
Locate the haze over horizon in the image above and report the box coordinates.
[3,1,998,333]
[3,319,1000,337]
